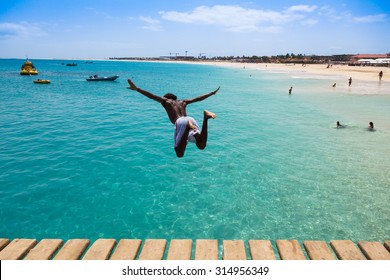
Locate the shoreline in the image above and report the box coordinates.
[128,59,390,95]
[5,57,389,94]
[168,60,389,83]
[5,57,388,83]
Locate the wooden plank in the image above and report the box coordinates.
[358,241,390,260]
[83,239,116,260]
[384,241,390,252]
[303,241,336,260]
[0,239,11,251]
[195,240,218,260]
[167,239,193,260]
[53,239,90,260]
[24,239,63,260]
[138,239,167,260]
[0,239,37,260]
[330,240,366,260]
[276,240,306,260]
[110,239,142,260]
[223,240,246,260]
[248,240,276,260]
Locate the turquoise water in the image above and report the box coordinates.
[0,59,389,242]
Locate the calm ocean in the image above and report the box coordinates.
[0,59,389,242]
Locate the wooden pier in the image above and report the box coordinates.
[0,238,389,260]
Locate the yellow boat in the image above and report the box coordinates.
[33,79,50,84]
[20,60,38,75]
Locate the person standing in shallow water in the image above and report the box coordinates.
[336,121,344,128]
[368,122,375,131]
[127,79,219,158]
[379,71,383,81]
[289,87,293,95]
[348,77,352,86]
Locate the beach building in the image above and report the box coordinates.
[351,54,389,61]
[349,53,390,66]
[159,55,195,60]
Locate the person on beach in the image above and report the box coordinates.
[348,77,352,86]
[379,71,383,81]
[127,79,219,158]
[289,87,293,95]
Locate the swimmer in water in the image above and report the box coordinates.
[368,121,375,131]
[336,121,345,128]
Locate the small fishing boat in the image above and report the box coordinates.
[33,79,51,84]
[86,75,119,81]
[20,60,38,75]
[66,63,77,66]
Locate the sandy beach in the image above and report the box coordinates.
[144,60,387,96]
[134,59,389,94]
[191,61,389,82]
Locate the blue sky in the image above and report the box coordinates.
[0,0,389,58]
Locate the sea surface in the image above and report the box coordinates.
[0,59,389,243]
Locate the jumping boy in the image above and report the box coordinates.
[127,79,219,157]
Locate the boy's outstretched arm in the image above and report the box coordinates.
[185,86,220,104]
[127,79,165,103]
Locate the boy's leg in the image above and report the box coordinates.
[195,110,216,150]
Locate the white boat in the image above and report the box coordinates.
[86,75,119,81]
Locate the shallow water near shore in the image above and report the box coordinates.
[0,59,389,242]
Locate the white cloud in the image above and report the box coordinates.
[319,6,387,24]
[317,6,342,22]
[353,14,387,23]
[0,22,47,39]
[139,16,162,31]
[285,5,318,13]
[156,4,388,33]
[159,5,315,33]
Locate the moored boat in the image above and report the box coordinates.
[86,75,119,81]
[66,63,78,66]
[33,79,51,84]
[20,60,38,75]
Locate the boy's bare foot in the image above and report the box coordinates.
[204,110,217,119]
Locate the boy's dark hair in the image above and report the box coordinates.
[163,93,177,100]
